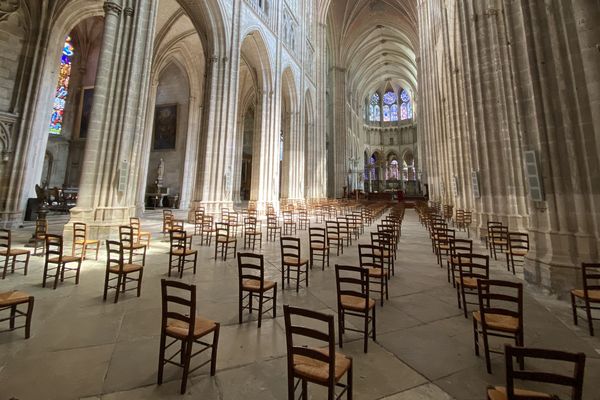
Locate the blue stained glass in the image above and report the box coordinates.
[400,89,410,103]
[369,93,380,121]
[49,36,74,135]
[383,91,397,105]
[400,89,412,120]
[391,104,398,121]
[383,105,390,122]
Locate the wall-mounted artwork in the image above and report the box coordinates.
[78,87,94,139]
[153,104,177,150]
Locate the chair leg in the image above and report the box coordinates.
[473,318,479,356]
[571,293,578,326]
[257,292,263,328]
[25,297,34,339]
[53,263,61,290]
[338,309,344,348]
[585,300,595,336]
[210,324,220,376]
[347,362,353,399]
[137,269,143,297]
[157,332,166,385]
[238,289,243,324]
[24,253,30,275]
[114,274,122,303]
[363,310,368,353]
[372,306,376,342]
[180,338,193,394]
[482,330,492,374]
[302,380,308,400]
[9,304,16,329]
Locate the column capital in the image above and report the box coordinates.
[103,1,122,16]
[124,7,134,17]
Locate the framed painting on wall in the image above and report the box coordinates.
[77,86,94,139]
[153,104,178,150]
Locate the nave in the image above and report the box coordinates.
[0,208,598,400]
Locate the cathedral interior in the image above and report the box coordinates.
[0,0,599,399]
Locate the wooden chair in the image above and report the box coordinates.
[200,215,216,246]
[162,210,173,239]
[326,220,343,256]
[157,279,220,394]
[309,227,330,270]
[72,222,100,260]
[486,345,586,400]
[337,216,352,247]
[283,210,297,235]
[463,211,473,238]
[473,279,524,373]
[447,238,473,285]
[370,232,394,277]
[0,291,34,339]
[193,209,205,236]
[103,240,144,303]
[359,244,388,306]
[243,217,262,250]
[237,253,277,328]
[490,225,509,260]
[266,214,282,242]
[298,209,309,230]
[119,225,147,266]
[335,264,376,353]
[33,218,47,256]
[0,229,30,279]
[283,305,353,400]
[130,217,151,249]
[455,254,489,318]
[227,212,242,237]
[570,263,600,336]
[280,236,309,292]
[485,221,503,250]
[434,228,455,267]
[214,222,236,261]
[169,229,197,278]
[506,232,529,274]
[42,234,82,289]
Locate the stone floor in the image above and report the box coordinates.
[0,210,599,400]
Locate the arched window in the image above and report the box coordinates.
[400,89,413,120]
[383,90,398,122]
[49,36,74,135]
[369,93,380,122]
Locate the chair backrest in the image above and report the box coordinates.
[237,252,265,290]
[283,305,336,385]
[582,263,600,299]
[335,264,369,308]
[508,232,529,252]
[476,279,523,332]
[451,239,473,255]
[464,211,473,224]
[161,279,196,339]
[358,244,384,271]
[504,345,586,400]
[194,210,204,224]
[203,215,214,229]
[309,227,326,246]
[169,229,188,251]
[130,217,141,230]
[73,222,87,242]
[119,225,135,247]
[215,222,230,239]
[244,216,258,231]
[267,214,278,228]
[490,225,508,242]
[457,253,489,281]
[35,219,48,239]
[435,227,456,243]
[283,210,293,222]
[163,212,173,231]
[172,220,184,231]
[106,240,124,272]
[281,236,301,261]
[45,234,63,261]
[0,228,10,252]
[370,232,392,253]
[487,221,503,237]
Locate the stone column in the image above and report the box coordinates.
[68,0,158,238]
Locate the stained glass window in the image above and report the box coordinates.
[49,36,74,135]
[383,90,398,122]
[400,89,413,120]
[369,93,380,122]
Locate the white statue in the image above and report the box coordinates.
[157,158,165,185]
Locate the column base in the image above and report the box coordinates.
[0,210,24,229]
[66,206,135,241]
[524,230,599,299]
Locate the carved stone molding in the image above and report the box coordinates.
[0,0,20,22]
[103,1,122,17]
[0,112,18,162]
[124,7,134,17]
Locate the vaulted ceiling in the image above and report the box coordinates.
[326,0,418,103]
